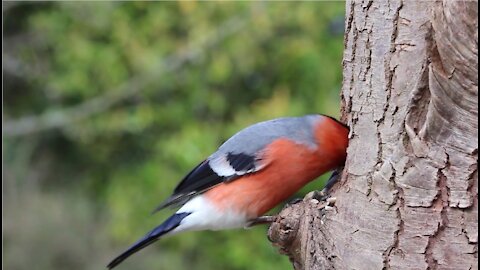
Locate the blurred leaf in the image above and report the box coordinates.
[4,2,345,270]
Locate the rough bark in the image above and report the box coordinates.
[268,1,478,269]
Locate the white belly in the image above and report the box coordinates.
[171,196,248,233]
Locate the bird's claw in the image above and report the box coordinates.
[326,197,336,205]
[316,189,332,202]
[321,196,337,211]
[287,197,303,205]
[245,196,337,229]
[304,190,321,201]
[244,215,277,229]
[305,189,332,202]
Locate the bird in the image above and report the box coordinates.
[107,114,349,269]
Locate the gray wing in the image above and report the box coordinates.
[154,115,321,212]
[208,115,321,176]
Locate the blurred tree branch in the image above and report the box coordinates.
[3,1,22,13]
[4,11,255,137]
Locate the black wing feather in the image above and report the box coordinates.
[227,152,256,171]
[153,160,225,212]
[153,153,260,213]
[173,160,223,194]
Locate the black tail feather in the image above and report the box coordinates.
[107,212,191,269]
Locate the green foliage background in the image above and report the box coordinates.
[4,2,345,270]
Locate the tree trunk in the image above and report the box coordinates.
[268,1,478,269]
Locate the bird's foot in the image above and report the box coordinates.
[315,168,343,201]
[304,190,329,202]
[304,190,337,210]
[244,215,277,229]
[287,197,303,205]
[316,189,330,202]
[244,195,337,229]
